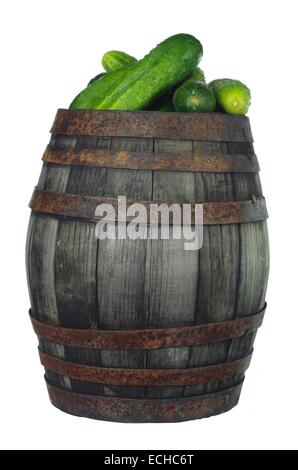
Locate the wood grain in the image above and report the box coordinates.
[26,156,74,391]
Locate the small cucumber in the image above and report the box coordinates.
[87,72,106,86]
[102,50,137,72]
[70,34,203,110]
[209,78,251,115]
[150,66,205,111]
[173,80,216,112]
[88,51,136,87]
[187,66,205,83]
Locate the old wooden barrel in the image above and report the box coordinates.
[26,109,269,422]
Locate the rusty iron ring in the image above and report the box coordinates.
[51,109,253,143]
[43,146,260,173]
[29,189,268,225]
[30,304,266,350]
[46,377,244,423]
[40,349,252,386]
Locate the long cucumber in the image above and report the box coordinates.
[70,34,203,110]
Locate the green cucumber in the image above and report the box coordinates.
[173,80,216,112]
[87,72,106,86]
[187,66,205,83]
[209,78,251,115]
[102,50,137,72]
[70,34,203,110]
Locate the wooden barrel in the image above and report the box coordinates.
[26,109,269,423]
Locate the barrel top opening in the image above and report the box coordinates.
[51,109,253,142]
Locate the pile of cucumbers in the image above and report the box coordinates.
[70,34,251,115]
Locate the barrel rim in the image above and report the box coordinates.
[45,376,244,423]
[54,108,250,119]
[51,108,253,142]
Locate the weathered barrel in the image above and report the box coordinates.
[26,109,269,422]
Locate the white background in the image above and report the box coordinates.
[0,0,297,450]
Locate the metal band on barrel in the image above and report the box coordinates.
[40,349,252,386]
[46,378,244,423]
[30,304,266,350]
[51,109,253,142]
[29,189,268,225]
[43,147,260,173]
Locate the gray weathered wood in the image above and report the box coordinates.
[26,160,72,391]
[95,136,153,398]
[54,137,109,394]
[184,171,240,396]
[145,139,198,398]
